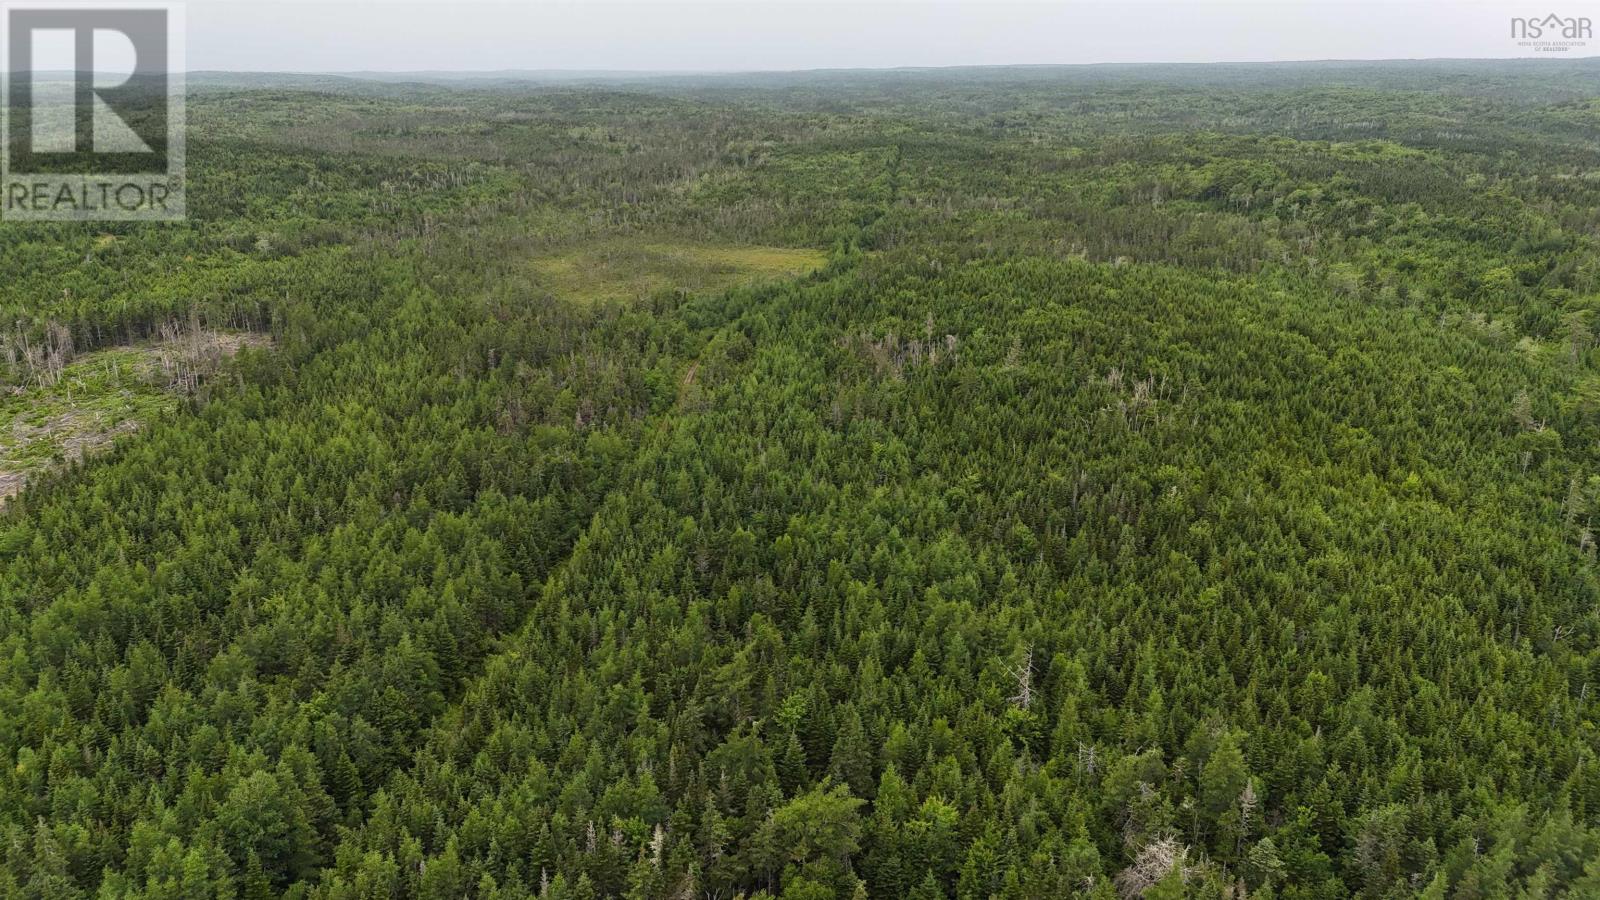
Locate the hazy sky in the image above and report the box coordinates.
[182,1,1591,72]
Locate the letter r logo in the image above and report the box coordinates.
[2,3,184,221]
[5,6,168,170]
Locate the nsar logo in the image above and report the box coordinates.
[1510,12,1592,52]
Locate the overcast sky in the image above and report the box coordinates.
[182,1,1592,72]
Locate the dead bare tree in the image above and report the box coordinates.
[154,307,245,394]
[1238,780,1259,855]
[1077,741,1098,782]
[1009,646,1034,709]
[650,823,666,867]
[1115,835,1192,898]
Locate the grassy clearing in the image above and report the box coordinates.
[0,332,268,504]
[529,240,828,304]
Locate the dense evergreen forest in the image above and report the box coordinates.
[5,59,1600,898]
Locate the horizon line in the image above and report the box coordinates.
[178,55,1600,77]
[14,55,1599,81]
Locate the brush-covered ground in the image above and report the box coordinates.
[0,331,269,504]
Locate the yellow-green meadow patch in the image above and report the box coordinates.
[529,241,828,304]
